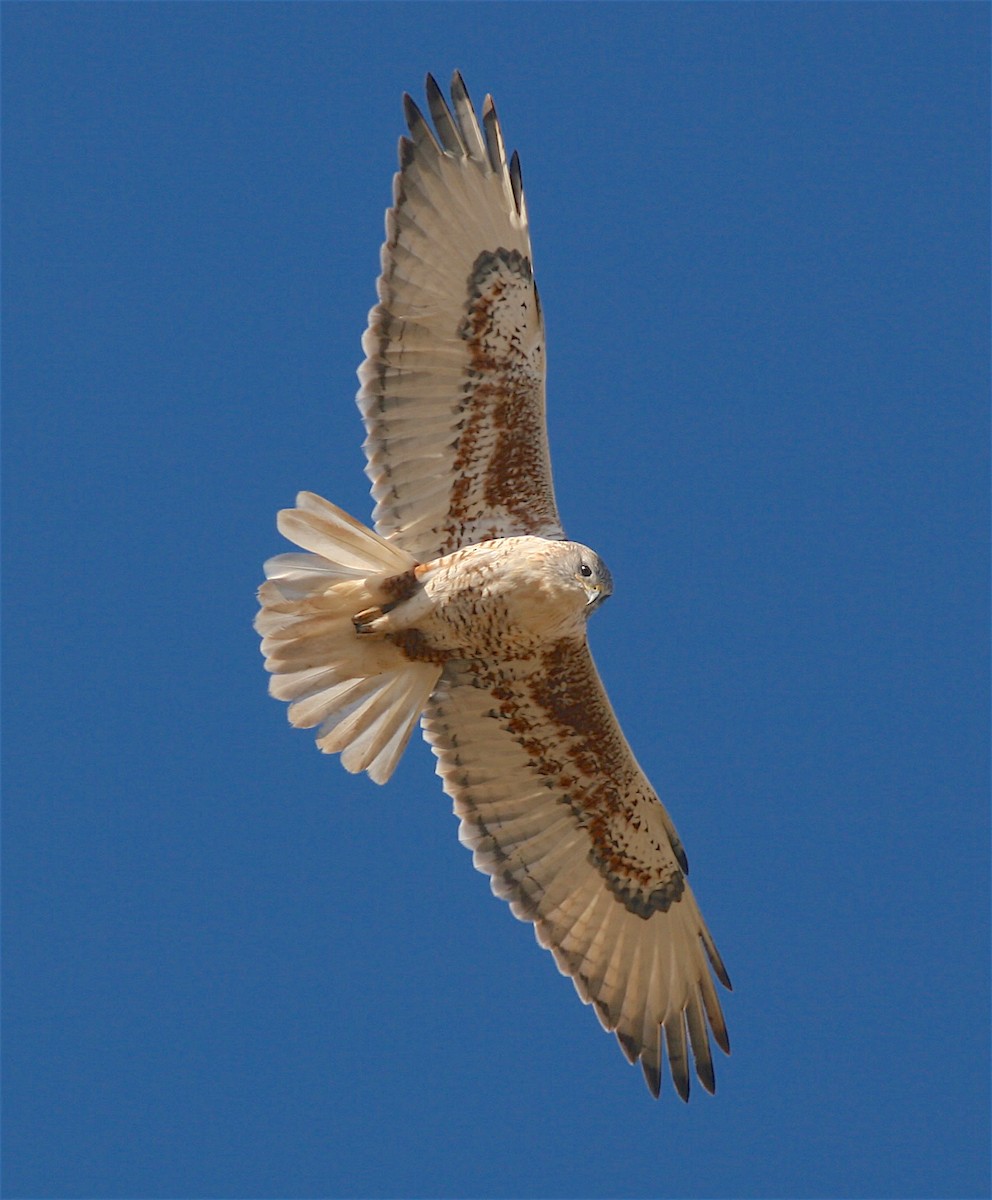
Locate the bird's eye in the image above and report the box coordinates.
[579,563,593,578]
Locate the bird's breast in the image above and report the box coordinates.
[398,537,584,661]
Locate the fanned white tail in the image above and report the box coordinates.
[255,492,441,783]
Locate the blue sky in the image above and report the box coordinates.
[4,4,988,1198]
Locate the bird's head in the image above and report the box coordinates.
[563,542,613,614]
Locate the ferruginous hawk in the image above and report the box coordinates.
[256,73,731,1100]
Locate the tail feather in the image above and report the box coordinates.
[351,672,439,784]
[260,553,348,601]
[256,492,441,783]
[276,491,414,575]
[269,664,343,704]
[319,668,438,783]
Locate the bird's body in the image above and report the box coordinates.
[363,537,611,655]
[257,73,731,1100]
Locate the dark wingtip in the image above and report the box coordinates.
[402,92,422,130]
[641,1059,662,1099]
[424,73,443,113]
[712,1020,731,1056]
[424,71,465,154]
[509,149,524,214]
[616,1030,639,1065]
[702,930,732,991]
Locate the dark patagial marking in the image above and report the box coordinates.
[529,642,686,915]
[441,248,558,548]
[463,642,686,918]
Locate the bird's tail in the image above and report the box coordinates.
[255,491,441,783]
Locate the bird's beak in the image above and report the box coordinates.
[583,582,607,610]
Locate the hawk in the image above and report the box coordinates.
[256,73,731,1099]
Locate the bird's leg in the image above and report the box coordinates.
[352,606,388,636]
[353,565,436,638]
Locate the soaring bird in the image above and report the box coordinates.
[256,72,731,1099]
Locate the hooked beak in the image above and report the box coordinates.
[583,582,609,612]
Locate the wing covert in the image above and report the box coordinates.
[421,637,731,1099]
[358,72,564,562]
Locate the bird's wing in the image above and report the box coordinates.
[358,72,564,562]
[421,638,731,1100]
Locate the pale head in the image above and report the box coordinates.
[557,541,613,614]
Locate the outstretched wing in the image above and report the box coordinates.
[421,638,731,1100]
[358,72,564,563]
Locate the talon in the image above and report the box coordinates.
[353,606,385,636]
